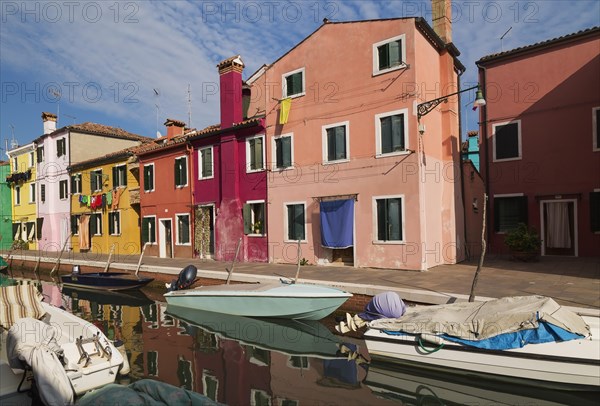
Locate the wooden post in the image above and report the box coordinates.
[33,255,41,274]
[50,233,72,276]
[135,242,150,276]
[469,194,488,302]
[294,240,302,283]
[225,238,242,285]
[104,243,116,273]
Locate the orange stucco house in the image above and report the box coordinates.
[247,5,467,270]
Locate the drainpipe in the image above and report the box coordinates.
[186,141,195,257]
[456,67,469,261]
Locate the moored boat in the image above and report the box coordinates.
[60,265,154,291]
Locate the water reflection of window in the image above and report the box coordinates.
[147,351,158,376]
[160,306,174,327]
[196,330,219,352]
[287,356,309,369]
[250,389,271,406]
[202,370,219,402]
[177,357,193,391]
[280,399,298,406]
[245,346,270,367]
[141,304,158,328]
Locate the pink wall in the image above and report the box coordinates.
[480,32,600,256]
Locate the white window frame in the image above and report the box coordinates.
[492,120,522,162]
[246,134,266,173]
[322,121,350,164]
[59,179,68,200]
[71,173,82,195]
[91,213,102,236]
[375,108,410,157]
[593,106,599,152]
[12,157,18,172]
[109,211,121,236]
[174,155,188,188]
[284,201,307,243]
[28,151,34,168]
[29,183,36,203]
[113,164,127,188]
[90,169,103,192]
[282,67,305,99]
[14,186,21,205]
[372,194,406,244]
[373,34,407,76]
[175,213,191,246]
[143,163,155,192]
[246,199,266,237]
[271,133,294,171]
[142,215,157,244]
[198,146,214,180]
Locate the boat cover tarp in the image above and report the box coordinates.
[77,379,223,405]
[369,296,590,349]
[7,317,74,405]
[0,284,46,329]
[359,292,406,321]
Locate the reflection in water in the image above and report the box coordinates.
[28,279,599,405]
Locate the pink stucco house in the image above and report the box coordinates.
[477,27,600,257]
[247,8,467,270]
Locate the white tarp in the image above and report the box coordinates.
[368,295,590,340]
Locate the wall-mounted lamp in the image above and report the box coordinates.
[418,123,426,135]
[417,85,486,121]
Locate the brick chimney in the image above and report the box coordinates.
[41,112,57,134]
[217,55,244,129]
[432,0,452,44]
[164,118,186,140]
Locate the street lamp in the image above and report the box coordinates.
[417,85,485,120]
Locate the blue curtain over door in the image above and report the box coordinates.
[320,199,354,248]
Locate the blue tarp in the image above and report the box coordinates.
[320,199,354,249]
[385,321,584,350]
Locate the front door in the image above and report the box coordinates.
[541,200,577,256]
[195,205,215,258]
[159,219,173,258]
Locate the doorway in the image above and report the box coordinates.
[541,200,577,256]
[195,205,215,258]
[159,218,173,258]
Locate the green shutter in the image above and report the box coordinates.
[590,192,600,232]
[141,218,149,244]
[181,158,187,185]
[377,199,387,240]
[255,138,263,169]
[336,126,346,160]
[174,159,181,186]
[389,40,401,66]
[112,167,117,188]
[36,217,43,239]
[37,147,43,163]
[275,138,283,168]
[391,114,404,151]
[203,149,213,177]
[378,44,389,70]
[90,215,97,236]
[108,213,114,235]
[293,204,304,240]
[281,137,292,167]
[243,204,252,234]
[327,129,335,161]
[380,116,392,154]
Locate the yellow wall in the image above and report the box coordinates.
[70,157,141,255]
[9,145,37,250]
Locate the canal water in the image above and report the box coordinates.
[8,277,599,405]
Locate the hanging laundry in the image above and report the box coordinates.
[112,188,122,210]
[102,194,107,209]
[86,195,91,207]
[79,215,90,250]
[106,191,113,206]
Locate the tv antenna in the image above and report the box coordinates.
[63,114,77,125]
[187,84,192,128]
[500,27,512,52]
[153,88,161,137]
[49,88,61,126]
[9,124,18,149]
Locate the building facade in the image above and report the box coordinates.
[477,27,600,257]
[0,161,12,250]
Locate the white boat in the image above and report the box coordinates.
[164,282,352,320]
[1,283,125,405]
[363,296,600,390]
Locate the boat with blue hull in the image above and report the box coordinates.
[60,266,154,291]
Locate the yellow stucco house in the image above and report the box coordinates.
[6,142,38,250]
[68,147,142,255]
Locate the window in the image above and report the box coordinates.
[593,107,600,151]
[199,147,213,179]
[40,184,46,203]
[493,121,521,161]
[251,389,271,406]
[374,196,404,242]
[90,213,102,236]
[25,222,35,241]
[376,109,407,155]
[494,195,528,232]
[56,138,66,157]
[273,134,293,170]
[112,165,127,188]
[143,164,155,192]
[71,173,82,194]
[590,191,600,232]
[286,203,305,241]
[243,201,265,235]
[323,122,349,163]
[59,179,68,200]
[90,169,103,192]
[174,156,188,187]
[28,151,34,167]
[246,135,265,172]
[37,146,44,163]
[282,67,305,98]
[12,157,18,172]
[29,183,36,203]
[176,214,190,245]
[70,214,81,235]
[14,186,21,205]
[202,371,219,402]
[142,216,156,244]
[108,212,121,235]
[373,34,406,75]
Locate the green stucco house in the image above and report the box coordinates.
[0,161,12,250]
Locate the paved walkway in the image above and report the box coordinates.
[3,249,599,314]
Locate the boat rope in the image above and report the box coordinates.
[417,337,445,353]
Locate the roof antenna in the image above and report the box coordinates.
[187,84,192,129]
[49,88,61,127]
[9,124,18,149]
[63,114,76,125]
[500,27,512,52]
[153,88,161,137]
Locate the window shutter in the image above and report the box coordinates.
[109,214,114,235]
[70,175,76,193]
[36,217,44,239]
[293,72,302,95]
[336,127,346,160]
[37,147,43,163]
[181,158,187,185]
[71,216,77,235]
[255,139,263,170]
[380,117,392,154]
[590,192,600,232]
[389,40,401,66]
[90,215,97,236]
[112,167,118,188]
[40,184,46,202]
[287,205,294,240]
[378,44,389,70]
[275,139,283,168]
[294,205,304,240]
[518,196,528,224]
[495,123,519,160]
[392,114,404,151]
[388,198,402,240]
[243,204,252,234]
[281,137,292,167]
[327,129,336,161]
[141,218,148,244]
[377,199,387,241]
[174,159,180,186]
[203,149,213,177]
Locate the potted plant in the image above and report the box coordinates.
[253,220,263,235]
[504,223,541,262]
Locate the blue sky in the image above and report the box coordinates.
[1,0,599,150]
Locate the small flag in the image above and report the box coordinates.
[279,98,292,125]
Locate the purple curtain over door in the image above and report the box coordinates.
[320,199,354,248]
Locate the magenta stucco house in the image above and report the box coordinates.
[247,11,467,270]
[477,27,600,257]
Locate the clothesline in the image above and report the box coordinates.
[77,188,123,211]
